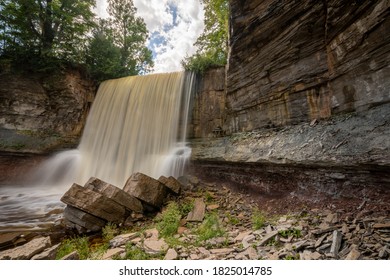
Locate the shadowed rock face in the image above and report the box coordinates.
[0,69,95,152]
[225,0,390,133]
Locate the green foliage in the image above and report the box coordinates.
[252,210,266,230]
[179,199,194,217]
[105,0,154,75]
[278,228,302,239]
[56,236,90,260]
[283,253,300,260]
[0,0,96,67]
[0,0,154,80]
[102,222,119,242]
[123,244,151,260]
[226,213,240,225]
[182,0,228,73]
[196,213,225,241]
[157,202,182,238]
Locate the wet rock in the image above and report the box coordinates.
[158,176,182,195]
[85,177,143,213]
[186,198,206,222]
[123,173,168,209]
[0,232,27,251]
[0,236,51,260]
[61,183,126,223]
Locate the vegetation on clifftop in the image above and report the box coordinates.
[0,0,153,82]
[182,0,229,73]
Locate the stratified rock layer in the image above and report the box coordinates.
[0,68,95,153]
[226,0,390,133]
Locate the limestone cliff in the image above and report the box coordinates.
[226,0,389,133]
[189,0,390,200]
[0,69,95,153]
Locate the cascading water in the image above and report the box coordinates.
[0,71,196,230]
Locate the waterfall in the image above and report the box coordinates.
[76,71,195,186]
[0,71,195,230]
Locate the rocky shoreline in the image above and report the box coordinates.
[0,175,389,260]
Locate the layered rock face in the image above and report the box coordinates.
[0,69,95,152]
[189,68,226,138]
[226,0,389,133]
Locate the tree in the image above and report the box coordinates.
[86,19,123,82]
[0,0,96,65]
[182,0,229,73]
[106,0,153,75]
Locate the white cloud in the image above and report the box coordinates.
[95,0,204,73]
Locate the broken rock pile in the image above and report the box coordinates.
[60,172,181,233]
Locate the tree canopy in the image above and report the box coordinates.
[0,0,96,67]
[0,0,154,81]
[182,0,229,73]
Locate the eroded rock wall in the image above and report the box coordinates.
[226,0,390,133]
[0,69,95,152]
[0,69,95,135]
[189,68,226,138]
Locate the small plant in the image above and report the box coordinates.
[157,202,182,237]
[283,253,300,260]
[252,210,266,230]
[102,222,118,242]
[204,191,214,203]
[278,228,302,239]
[179,199,194,216]
[196,213,225,241]
[56,236,90,260]
[225,212,240,225]
[266,236,278,247]
[123,244,151,260]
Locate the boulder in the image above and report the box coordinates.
[85,177,143,213]
[123,172,168,209]
[158,176,182,195]
[63,205,107,233]
[61,183,126,223]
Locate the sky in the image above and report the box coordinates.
[96,0,205,73]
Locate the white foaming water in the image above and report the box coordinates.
[0,72,196,230]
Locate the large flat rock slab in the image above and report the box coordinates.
[85,177,143,213]
[61,183,126,223]
[0,236,51,260]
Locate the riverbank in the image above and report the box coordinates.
[0,175,389,260]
